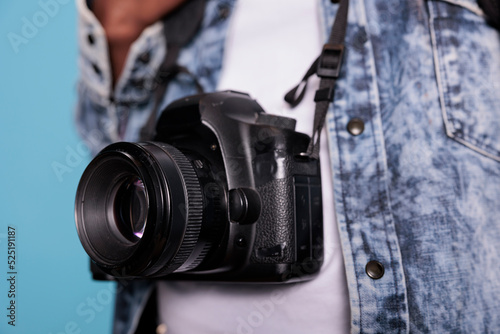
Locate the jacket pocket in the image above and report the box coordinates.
[428,0,500,161]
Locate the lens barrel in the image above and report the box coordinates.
[75,142,217,278]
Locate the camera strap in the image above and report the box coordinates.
[285,0,349,160]
[139,0,206,141]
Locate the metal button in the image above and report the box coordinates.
[138,51,151,64]
[218,4,230,19]
[347,118,364,136]
[366,260,384,279]
[91,63,101,76]
[87,34,95,45]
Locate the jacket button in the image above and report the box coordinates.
[91,63,101,76]
[138,51,151,64]
[218,4,230,19]
[347,118,364,136]
[87,33,95,45]
[366,260,384,279]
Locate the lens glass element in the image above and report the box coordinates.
[113,176,148,242]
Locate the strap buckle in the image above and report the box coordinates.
[316,44,344,79]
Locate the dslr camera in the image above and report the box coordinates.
[75,91,323,282]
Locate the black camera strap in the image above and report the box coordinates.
[139,0,206,141]
[285,0,349,160]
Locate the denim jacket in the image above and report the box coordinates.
[76,0,500,332]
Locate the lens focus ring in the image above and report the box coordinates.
[76,141,211,278]
[154,143,204,274]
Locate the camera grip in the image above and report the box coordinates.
[251,177,295,264]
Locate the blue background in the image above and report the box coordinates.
[0,1,114,333]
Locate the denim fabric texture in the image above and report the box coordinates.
[324,0,500,331]
[76,0,500,332]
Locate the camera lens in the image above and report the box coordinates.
[112,176,148,242]
[75,142,226,278]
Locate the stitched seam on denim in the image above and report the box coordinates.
[429,1,456,141]
[349,2,366,329]
[356,5,370,331]
[433,6,461,135]
[321,0,360,330]
[332,99,360,330]
[452,136,500,162]
[321,0,361,329]
[436,22,460,133]
[459,134,500,158]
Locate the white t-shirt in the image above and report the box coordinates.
[158,1,350,333]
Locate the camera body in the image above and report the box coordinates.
[77,91,323,283]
